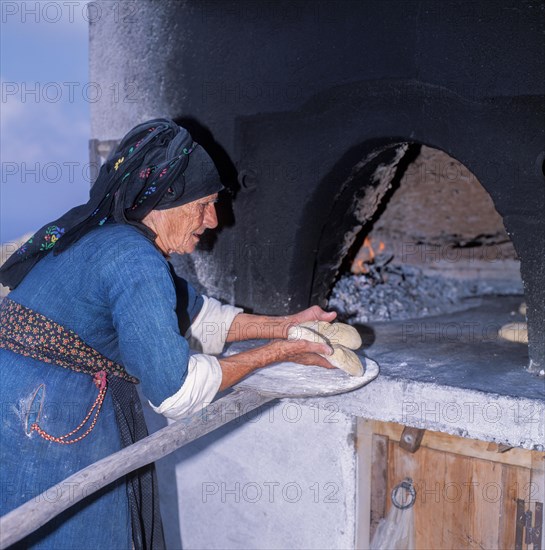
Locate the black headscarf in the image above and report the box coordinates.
[0,118,224,290]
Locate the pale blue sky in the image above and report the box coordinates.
[1,0,90,244]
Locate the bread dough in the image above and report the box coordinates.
[288,323,365,376]
[287,325,328,344]
[298,320,362,350]
[327,345,364,377]
[498,322,528,344]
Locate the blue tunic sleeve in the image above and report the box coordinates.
[168,262,204,336]
[101,236,200,406]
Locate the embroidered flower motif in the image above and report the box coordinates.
[159,167,168,178]
[182,143,196,155]
[17,235,35,255]
[131,182,159,209]
[114,156,125,171]
[39,226,65,251]
[139,167,152,179]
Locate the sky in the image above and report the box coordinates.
[0,0,90,246]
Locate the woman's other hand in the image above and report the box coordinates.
[273,338,336,369]
[226,305,337,342]
[218,339,335,391]
[285,305,337,333]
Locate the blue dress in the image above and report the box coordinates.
[0,223,203,549]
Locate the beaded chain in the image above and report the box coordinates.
[30,371,108,445]
[0,298,141,445]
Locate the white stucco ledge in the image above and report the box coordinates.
[288,374,545,451]
[227,296,544,450]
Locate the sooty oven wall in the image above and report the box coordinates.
[90,0,545,370]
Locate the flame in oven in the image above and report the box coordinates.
[351,236,386,274]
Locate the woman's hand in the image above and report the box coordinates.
[218,339,335,391]
[284,305,337,331]
[273,305,337,340]
[272,338,336,369]
[226,305,338,342]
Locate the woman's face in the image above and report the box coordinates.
[142,193,219,255]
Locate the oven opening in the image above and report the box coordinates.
[330,144,522,324]
[310,142,533,383]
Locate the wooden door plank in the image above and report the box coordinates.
[370,433,389,539]
[530,452,545,550]
[441,452,473,548]
[373,421,534,468]
[500,464,531,549]
[469,459,503,549]
[417,446,447,549]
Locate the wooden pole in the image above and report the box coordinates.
[0,389,272,549]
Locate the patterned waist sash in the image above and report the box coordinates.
[0,297,139,444]
[0,297,138,383]
[0,297,164,547]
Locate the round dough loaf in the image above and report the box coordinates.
[287,324,365,377]
[287,325,328,344]
[299,321,362,350]
[498,322,528,344]
[322,344,364,377]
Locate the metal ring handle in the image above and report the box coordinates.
[391,478,416,509]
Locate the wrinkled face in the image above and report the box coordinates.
[142,193,219,255]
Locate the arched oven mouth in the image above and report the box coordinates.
[327,144,522,321]
[309,143,538,384]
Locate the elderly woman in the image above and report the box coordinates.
[0,119,336,549]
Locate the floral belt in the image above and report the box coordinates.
[0,297,139,443]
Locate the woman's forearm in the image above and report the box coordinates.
[225,305,338,343]
[218,340,282,390]
[217,339,334,391]
[225,313,292,342]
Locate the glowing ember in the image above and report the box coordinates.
[351,236,386,274]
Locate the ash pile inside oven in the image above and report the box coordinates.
[328,264,522,323]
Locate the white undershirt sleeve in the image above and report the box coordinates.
[186,296,243,355]
[148,353,222,420]
[149,297,243,420]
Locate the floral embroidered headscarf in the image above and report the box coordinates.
[0,118,224,289]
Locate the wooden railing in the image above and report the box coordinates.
[0,354,378,548]
[0,389,271,549]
